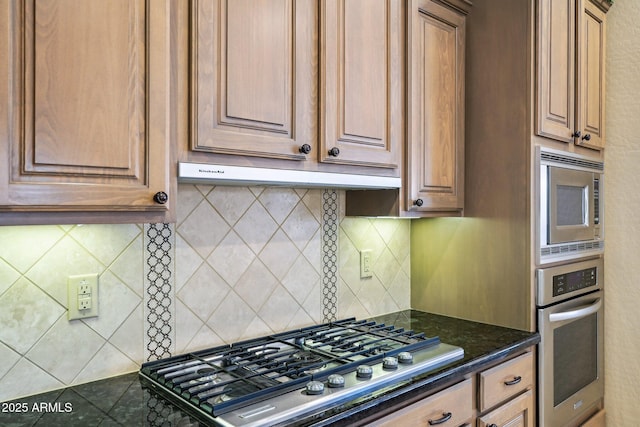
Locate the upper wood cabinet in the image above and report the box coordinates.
[191,0,316,161]
[406,0,466,214]
[190,0,402,174]
[319,0,403,169]
[536,0,608,150]
[0,0,174,224]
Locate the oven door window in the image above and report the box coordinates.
[553,313,598,406]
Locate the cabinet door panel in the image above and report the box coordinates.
[577,0,605,150]
[320,0,402,169]
[1,0,171,215]
[407,0,465,212]
[477,390,534,427]
[192,0,315,160]
[537,0,575,143]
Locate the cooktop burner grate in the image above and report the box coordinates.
[140,318,446,421]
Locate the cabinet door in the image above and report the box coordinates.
[576,0,606,150]
[477,390,534,427]
[0,0,171,218]
[319,0,402,169]
[407,0,465,213]
[192,0,315,161]
[537,0,576,143]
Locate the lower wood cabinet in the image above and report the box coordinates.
[366,350,534,427]
[369,378,473,426]
[581,409,606,427]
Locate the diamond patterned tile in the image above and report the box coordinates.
[302,227,322,274]
[0,259,20,296]
[387,220,411,263]
[282,202,320,251]
[258,285,298,332]
[175,233,204,293]
[109,304,144,364]
[69,224,141,267]
[207,186,256,225]
[339,217,372,250]
[302,189,323,223]
[234,202,278,254]
[234,259,278,311]
[109,235,144,297]
[27,316,105,384]
[287,307,314,329]
[258,188,300,224]
[373,247,402,290]
[0,358,64,402]
[0,226,65,273]
[74,343,138,385]
[177,263,230,321]
[207,292,256,343]
[0,278,65,354]
[207,231,255,287]
[354,277,388,316]
[302,282,322,323]
[372,219,401,245]
[186,324,225,351]
[259,229,300,280]
[178,200,230,259]
[176,184,209,225]
[387,269,411,310]
[174,298,205,353]
[25,236,104,306]
[83,271,141,339]
[0,341,20,380]
[241,317,274,341]
[282,254,320,304]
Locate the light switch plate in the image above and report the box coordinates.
[68,273,99,320]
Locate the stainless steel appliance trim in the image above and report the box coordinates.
[535,146,604,265]
[538,288,604,427]
[536,257,603,307]
[178,162,402,189]
[549,298,601,322]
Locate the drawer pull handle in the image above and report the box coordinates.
[504,376,522,386]
[428,412,452,425]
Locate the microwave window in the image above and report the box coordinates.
[557,185,586,226]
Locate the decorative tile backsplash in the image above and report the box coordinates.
[0,185,410,401]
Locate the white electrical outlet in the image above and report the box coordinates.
[68,273,99,320]
[360,249,373,278]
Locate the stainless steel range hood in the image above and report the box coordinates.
[178,162,402,189]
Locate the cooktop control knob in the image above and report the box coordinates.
[306,380,325,395]
[356,364,373,379]
[397,351,413,364]
[327,374,345,388]
[382,356,399,370]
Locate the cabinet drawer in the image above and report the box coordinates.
[370,378,472,426]
[478,352,533,411]
[477,389,533,427]
[581,409,606,427]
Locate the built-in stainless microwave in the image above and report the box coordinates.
[536,147,604,265]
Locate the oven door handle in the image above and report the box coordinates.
[549,298,602,323]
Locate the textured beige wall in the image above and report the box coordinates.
[605,2,640,425]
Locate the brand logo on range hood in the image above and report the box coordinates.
[177,162,401,190]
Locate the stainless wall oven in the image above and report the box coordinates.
[537,258,604,427]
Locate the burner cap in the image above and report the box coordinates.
[292,351,323,365]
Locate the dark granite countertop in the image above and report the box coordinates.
[0,310,539,427]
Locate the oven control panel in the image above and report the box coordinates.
[536,258,603,307]
[553,267,597,297]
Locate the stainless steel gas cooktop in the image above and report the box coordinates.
[139,318,464,426]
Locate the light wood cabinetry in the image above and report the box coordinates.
[191,0,315,161]
[365,351,534,427]
[0,0,174,224]
[581,409,606,427]
[319,0,403,169]
[406,0,466,214]
[190,0,402,174]
[536,0,608,150]
[369,378,473,427]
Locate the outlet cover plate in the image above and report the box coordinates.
[68,273,99,320]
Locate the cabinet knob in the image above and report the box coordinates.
[153,191,168,204]
[328,147,340,157]
[572,131,582,138]
[299,144,312,154]
[582,134,592,141]
[414,198,424,207]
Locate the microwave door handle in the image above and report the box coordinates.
[549,298,602,323]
